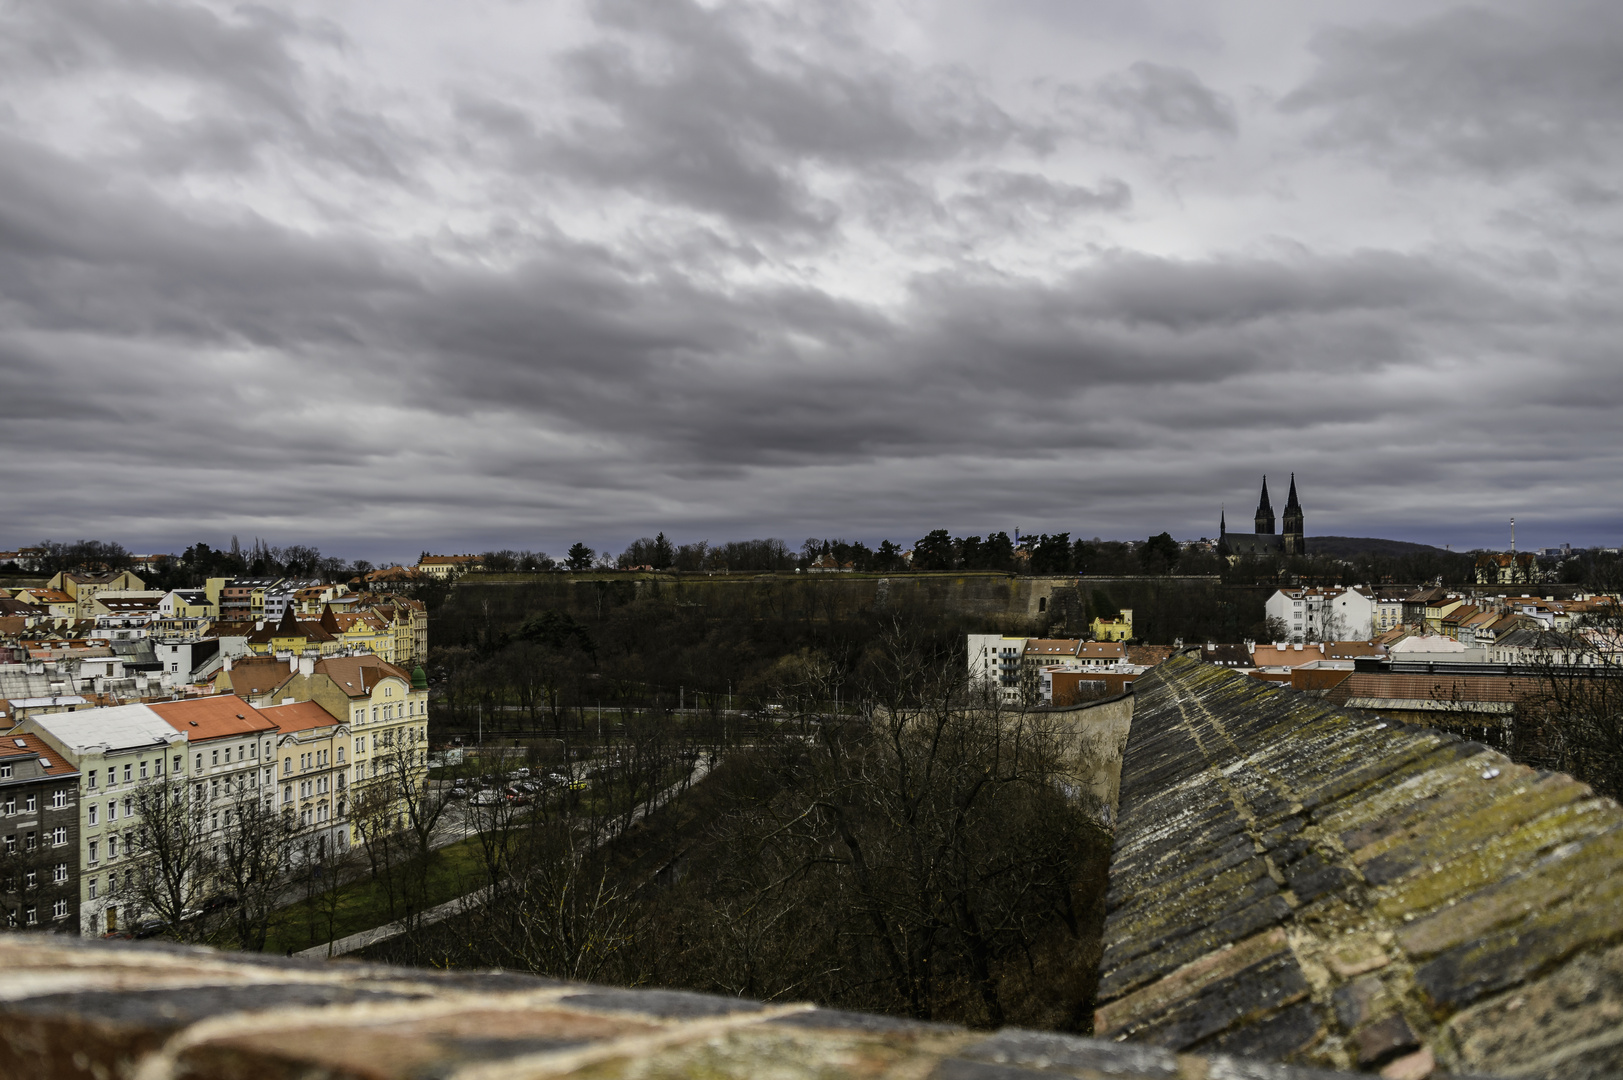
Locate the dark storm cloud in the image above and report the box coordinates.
[2,0,408,183]
[1095,62,1238,138]
[2,0,1622,554]
[1282,4,1623,176]
[465,0,1031,232]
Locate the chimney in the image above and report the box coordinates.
[223,654,233,672]
[299,655,314,677]
[288,654,298,673]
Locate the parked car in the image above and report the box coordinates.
[469,789,502,806]
[514,768,532,779]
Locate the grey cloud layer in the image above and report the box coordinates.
[1,0,1621,556]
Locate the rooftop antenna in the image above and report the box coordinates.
[1511,517,1516,555]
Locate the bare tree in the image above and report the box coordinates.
[1524,608,1623,800]
[114,777,218,942]
[217,786,299,951]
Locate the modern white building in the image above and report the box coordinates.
[967,634,1027,704]
[1265,586,1377,642]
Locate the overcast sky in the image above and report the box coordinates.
[4,0,1621,562]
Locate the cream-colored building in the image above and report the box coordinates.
[21,704,187,936]
[261,700,351,860]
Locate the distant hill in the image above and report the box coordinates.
[1306,536,1451,558]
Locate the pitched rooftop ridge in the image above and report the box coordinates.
[1097,653,1623,1077]
[0,936,1388,1079]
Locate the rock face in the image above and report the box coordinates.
[0,935,1368,1080]
[1095,654,1623,1077]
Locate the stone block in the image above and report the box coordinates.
[1355,1014,1419,1068]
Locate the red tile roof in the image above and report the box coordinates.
[148,695,278,740]
[0,731,79,777]
[259,700,343,732]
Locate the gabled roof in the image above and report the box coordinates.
[312,656,413,698]
[260,700,343,732]
[148,695,277,741]
[220,657,298,698]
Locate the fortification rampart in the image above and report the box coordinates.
[1096,655,1623,1078]
[2,935,1386,1079]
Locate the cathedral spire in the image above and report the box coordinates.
[1254,476,1275,535]
[1282,473,1305,555]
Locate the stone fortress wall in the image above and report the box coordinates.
[1096,655,1623,1078]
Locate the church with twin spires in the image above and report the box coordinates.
[1219,475,1305,556]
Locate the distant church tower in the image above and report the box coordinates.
[1282,473,1305,555]
[1220,476,1305,557]
[1254,476,1275,535]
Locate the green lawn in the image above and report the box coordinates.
[263,831,495,956]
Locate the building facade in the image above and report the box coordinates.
[0,732,80,933]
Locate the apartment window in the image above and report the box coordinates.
[210,812,218,830]
[139,760,148,780]
[0,765,9,780]
[51,789,67,809]
[283,757,292,777]
[212,750,219,766]
[283,784,292,805]
[52,826,66,847]
[107,835,118,858]
[336,747,344,764]
[223,747,231,763]
[88,805,98,826]
[174,755,182,773]
[25,907,36,926]
[87,876,97,900]
[53,898,67,920]
[25,871,36,888]
[196,754,203,771]
[88,840,97,862]
[53,863,66,884]
[155,758,163,776]
[250,743,258,759]
[3,797,12,815]
[87,769,96,789]
[123,764,132,783]
[25,795,36,813]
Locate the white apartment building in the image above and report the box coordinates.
[967,634,1028,704]
[1266,587,1377,643]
